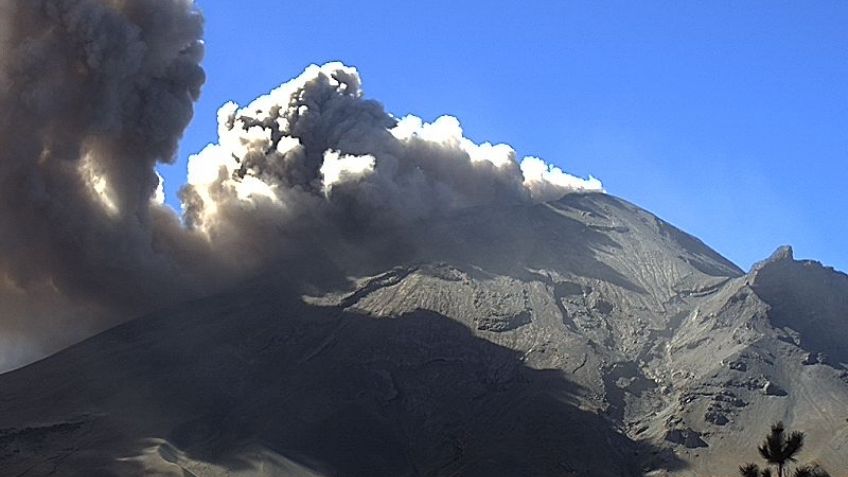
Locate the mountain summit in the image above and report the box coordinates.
[1,193,846,476]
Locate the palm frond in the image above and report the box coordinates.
[740,463,760,477]
[759,421,787,463]
[784,431,805,460]
[795,466,813,477]
[793,464,831,477]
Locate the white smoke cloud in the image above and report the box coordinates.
[320,151,377,193]
[0,4,603,371]
[521,156,605,201]
[182,61,603,237]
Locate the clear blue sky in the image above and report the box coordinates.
[164,1,848,273]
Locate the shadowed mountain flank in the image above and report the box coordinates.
[750,246,848,366]
[0,287,683,477]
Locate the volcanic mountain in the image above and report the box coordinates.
[1,193,846,476]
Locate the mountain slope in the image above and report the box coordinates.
[1,193,846,476]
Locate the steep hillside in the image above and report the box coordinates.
[0,193,845,476]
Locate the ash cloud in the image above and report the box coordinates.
[181,64,603,269]
[0,0,212,367]
[0,2,603,370]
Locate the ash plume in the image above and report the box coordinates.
[0,0,210,367]
[0,2,603,370]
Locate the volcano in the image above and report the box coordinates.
[1,193,846,476]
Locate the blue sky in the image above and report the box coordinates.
[164,1,848,272]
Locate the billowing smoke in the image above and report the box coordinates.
[0,0,212,367]
[0,1,602,370]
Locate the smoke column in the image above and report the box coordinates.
[0,1,602,371]
[0,0,213,367]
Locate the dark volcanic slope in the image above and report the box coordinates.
[1,194,846,477]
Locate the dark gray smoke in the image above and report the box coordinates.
[0,3,602,370]
[0,0,214,367]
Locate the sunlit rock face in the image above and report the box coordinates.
[1,192,846,476]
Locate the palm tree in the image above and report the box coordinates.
[757,422,804,477]
[739,422,832,477]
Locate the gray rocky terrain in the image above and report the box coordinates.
[1,193,846,476]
